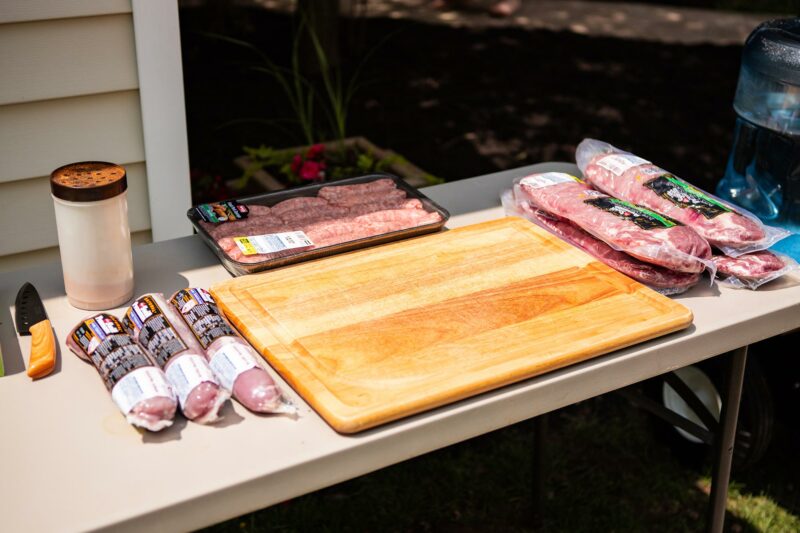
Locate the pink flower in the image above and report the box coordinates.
[299,160,323,181]
[290,153,303,174]
[306,144,325,160]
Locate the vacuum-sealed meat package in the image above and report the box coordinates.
[67,313,177,431]
[501,190,700,294]
[576,138,790,256]
[169,288,296,416]
[514,173,713,274]
[123,294,230,424]
[712,250,798,289]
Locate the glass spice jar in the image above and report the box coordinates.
[50,162,135,310]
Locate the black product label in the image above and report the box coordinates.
[195,200,249,224]
[170,288,235,349]
[124,296,188,368]
[644,174,732,220]
[584,197,680,230]
[71,314,154,391]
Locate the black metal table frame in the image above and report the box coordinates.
[531,346,748,533]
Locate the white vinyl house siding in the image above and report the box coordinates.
[0,0,192,273]
[0,4,150,272]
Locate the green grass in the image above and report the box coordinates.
[201,394,798,532]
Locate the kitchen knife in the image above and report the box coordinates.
[15,282,56,379]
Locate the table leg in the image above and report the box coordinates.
[532,413,548,527]
[706,346,748,533]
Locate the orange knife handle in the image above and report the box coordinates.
[27,319,56,379]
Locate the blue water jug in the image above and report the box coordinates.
[717,18,800,256]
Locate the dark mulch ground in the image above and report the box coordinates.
[180,6,742,201]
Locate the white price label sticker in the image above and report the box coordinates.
[595,154,650,176]
[111,366,175,414]
[209,342,260,391]
[164,354,218,409]
[520,172,582,189]
[234,231,314,256]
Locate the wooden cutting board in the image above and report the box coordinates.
[211,217,692,433]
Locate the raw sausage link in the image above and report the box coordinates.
[270,196,329,217]
[353,208,442,226]
[327,188,407,207]
[246,204,271,217]
[348,198,423,217]
[201,217,286,240]
[278,205,350,226]
[318,178,395,200]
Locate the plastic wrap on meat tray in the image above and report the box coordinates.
[712,250,798,289]
[67,313,178,432]
[501,190,700,295]
[576,138,790,257]
[169,288,296,416]
[123,293,230,424]
[513,172,714,275]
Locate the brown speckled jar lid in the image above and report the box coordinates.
[50,161,127,202]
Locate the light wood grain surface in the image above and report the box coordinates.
[212,217,693,433]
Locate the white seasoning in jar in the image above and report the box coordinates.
[51,162,134,310]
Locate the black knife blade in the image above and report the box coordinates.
[15,282,48,336]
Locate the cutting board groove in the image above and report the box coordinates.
[212,217,692,433]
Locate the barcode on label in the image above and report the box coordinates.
[234,231,314,256]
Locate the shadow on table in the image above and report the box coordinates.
[674,279,721,299]
[141,393,246,444]
[142,417,188,444]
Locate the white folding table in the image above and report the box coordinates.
[1,163,798,533]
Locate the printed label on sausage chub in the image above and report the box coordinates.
[71,314,157,391]
[584,197,679,230]
[170,288,236,349]
[123,296,188,368]
[112,367,175,414]
[164,354,218,407]
[644,174,732,219]
[210,342,259,391]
